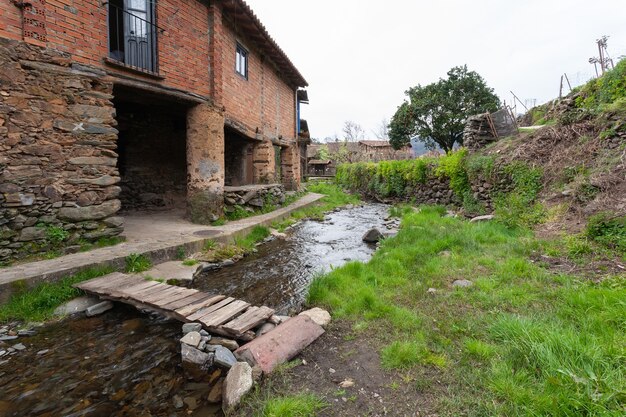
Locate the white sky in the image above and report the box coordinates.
[245,0,626,140]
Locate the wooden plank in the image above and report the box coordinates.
[173,295,226,316]
[187,297,235,321]
[112,281,162,298]
[200,300,250,327]
[145,287,198,307]
[126,283,172,303]
[221,305,275,335]
[149,288,199,308]
[76,273,135,292]
[161,292,211,311]
[141,286,191,305]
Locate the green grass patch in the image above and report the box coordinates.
[235,226,271,251]
[306,206,626,415]
[0,266,114,322]
[181,259,198,266]
[258,393,326,417]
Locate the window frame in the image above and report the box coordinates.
[235,43,249,80]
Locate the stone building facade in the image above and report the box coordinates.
[0,0,308,261]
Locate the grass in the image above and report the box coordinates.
[304,206,625,416]
[0,266,114,322]
[259,393,327,417]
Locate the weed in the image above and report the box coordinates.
[125,253,152,273]
[175,246,186,260]
[586,212,626,254]
[203,239,217,251]
[182,259,198,266]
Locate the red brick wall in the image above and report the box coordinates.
[0,0,297,139]
[218,17,296,141]
[0,0,211,96]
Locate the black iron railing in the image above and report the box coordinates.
[108,3,158,73]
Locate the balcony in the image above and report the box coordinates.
[108,1,159,75]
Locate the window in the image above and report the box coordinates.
[236,43,248,79]
[108,0,158,73]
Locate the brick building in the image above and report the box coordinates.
[0,0,309,261]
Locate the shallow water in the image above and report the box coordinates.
[0,203,390,416]
[193,203,390,314]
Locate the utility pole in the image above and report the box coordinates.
[591,36,614,76]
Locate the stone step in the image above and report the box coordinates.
[234,315,325,374]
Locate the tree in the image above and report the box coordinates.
[372,118,390,140]
[389,65,500,152]
[342,121,365,142]
[316,144,330,160]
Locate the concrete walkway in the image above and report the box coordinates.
[0,193,324,302]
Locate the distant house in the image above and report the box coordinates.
[357,140,413,162]
[306,140,412,175]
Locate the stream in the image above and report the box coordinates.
[0,203,390,416]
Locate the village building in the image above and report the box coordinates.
[0,0,309,261]
[306,140,412,176]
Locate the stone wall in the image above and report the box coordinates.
[0,38,122,263]
[223,184,285,214]
[463,113,497,151]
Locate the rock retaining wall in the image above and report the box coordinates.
[223,184,285,214]
[0,38,122,262]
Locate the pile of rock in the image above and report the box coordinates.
[223,184,285,213]
[179,308,329,412]
[463,113,498,151]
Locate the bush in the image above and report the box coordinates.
[586,213,626,253]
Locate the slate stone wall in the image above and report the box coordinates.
[0,38,122,263]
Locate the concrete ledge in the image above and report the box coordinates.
[0,193,324,304]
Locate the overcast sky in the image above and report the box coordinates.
[245,0,626,140]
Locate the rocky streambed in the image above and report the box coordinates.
[0,203,393,416]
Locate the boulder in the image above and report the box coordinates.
[85,301,114,317]
[182,323,202,335]
[207,379,224,403]
[299,307,331,327]
[362,228,383,243]
[235,315,324,374]
[210,337,239,351]
[181,344,214,381]
[181,331,201,348]
[54,296,102,316]
[452,279,473,288]
[222,362,253,413]
[214,345,237,369]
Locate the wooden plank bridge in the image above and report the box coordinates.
[76,273,275,341]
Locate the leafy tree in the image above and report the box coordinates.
[389,65,500,152]
[316,144,330,160]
